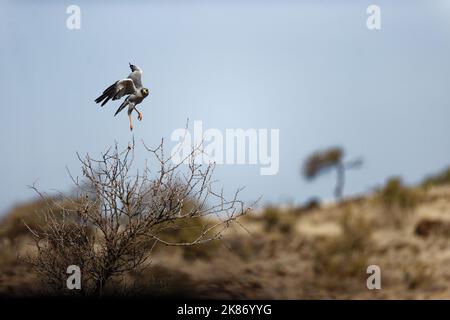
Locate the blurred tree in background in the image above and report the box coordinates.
[302,147,362,200]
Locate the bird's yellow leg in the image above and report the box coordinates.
[135,108,143,121]
[129,114,133,131]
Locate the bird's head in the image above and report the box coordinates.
[129,62,138,72]
[141,88,150,97]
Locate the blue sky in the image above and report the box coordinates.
[1,0,450,215]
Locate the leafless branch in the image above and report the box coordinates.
[26,138,248,296]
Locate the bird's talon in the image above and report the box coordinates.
[138,113,143,121]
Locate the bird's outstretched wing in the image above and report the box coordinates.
[95,79,137,107]
[128,63,143,89]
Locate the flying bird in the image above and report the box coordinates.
[95,63,150,130]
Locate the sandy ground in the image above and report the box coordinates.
[1,185,449,299]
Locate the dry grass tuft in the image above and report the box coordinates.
[312,206,373,289]
[377,177,423,226]
[261,207,296,235]
[422,167,450,188]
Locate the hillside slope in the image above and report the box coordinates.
[1,184,450,299]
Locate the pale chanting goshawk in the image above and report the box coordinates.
[95,63,150,131]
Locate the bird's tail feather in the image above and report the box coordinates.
[114,100,128,116]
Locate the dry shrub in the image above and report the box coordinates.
[379,177,420,209]
[261,207,295,235]
[26,140,248,296]
[313,206,373,288]
[0,241,19,268]
[378,177,422,226]
[153,198,223,261]
[156,216,221,261]
[422,166,450,187]
[119,265,200,298]
[223,234,267,261]
[414,218,450,238]
[295,198,320,214]
[0,199,84,272]
[401,258,434,290]
[181,241,220,261]
[0,199,78,243]
[26,210,97,295]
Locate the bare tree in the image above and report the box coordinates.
[26,139,249,296]
[302,147,362,200]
